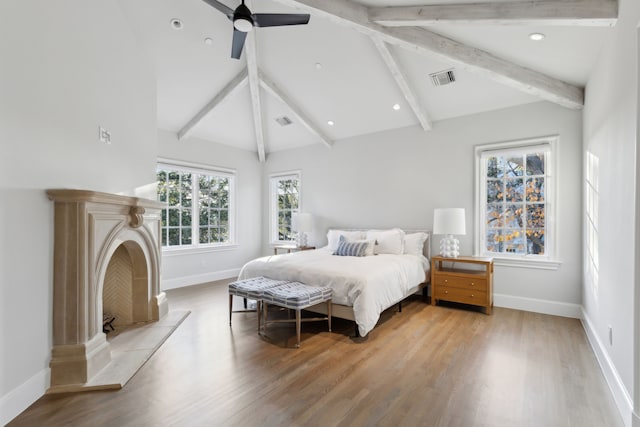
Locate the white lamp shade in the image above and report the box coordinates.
[433,208,466,236]
[292,212,313,232]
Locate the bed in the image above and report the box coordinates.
[237,228,430,336]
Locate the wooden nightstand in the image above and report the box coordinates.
[273,245,316,255]
[431,255,494,314]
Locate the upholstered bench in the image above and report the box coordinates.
[228,277,288,328]
[261,282,332,348]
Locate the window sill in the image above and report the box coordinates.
[162,244,239,257]
[485,256,562,270]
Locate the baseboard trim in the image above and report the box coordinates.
[161,268,240,290]
[581,308,634,427]
[0,368,50,426]
[494,293,582,318]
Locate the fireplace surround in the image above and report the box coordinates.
[46,189,169,391]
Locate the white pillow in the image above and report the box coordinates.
[403,232,428,256]
[327,230,366,251]
[366,228,405,255]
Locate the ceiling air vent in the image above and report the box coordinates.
[275,116,293,127]
[429,69,456,87]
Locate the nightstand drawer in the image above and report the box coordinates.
[434,287,488,306]
[434,275,487,291]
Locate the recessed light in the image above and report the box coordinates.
[327,120,335,126]
[315,62,322,69]
[170,18,183,30]
[204,37,214,45]
[529,33,545,41]
[392,103,400,111]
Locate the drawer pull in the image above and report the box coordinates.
[471,294,474,298]
[471,282,475,286]
[444,290,448,294]
[444,279,448,283]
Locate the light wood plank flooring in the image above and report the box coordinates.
[9,280,622,426]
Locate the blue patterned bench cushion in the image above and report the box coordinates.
[262,282,333,310]
[228,277,289,300]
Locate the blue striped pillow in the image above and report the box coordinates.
[333,235,374,257]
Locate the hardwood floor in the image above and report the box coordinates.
[9,280,622,427]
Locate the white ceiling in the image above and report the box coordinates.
[120,0,612,158]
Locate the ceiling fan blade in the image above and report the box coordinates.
[253,13,310,28]
[201,0,234,19]
[231,29,248,59]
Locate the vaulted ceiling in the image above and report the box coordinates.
[121,0,617,161]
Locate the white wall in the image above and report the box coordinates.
[263,101,583,311]
[581,0,640,424]
[0,1,157,424]
[156,130,263,289]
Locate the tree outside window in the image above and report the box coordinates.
[270,173,300,243]
[157,164,234,249]
[476,138,555,261]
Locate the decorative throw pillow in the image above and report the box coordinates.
[327,230,366,251]
[333,235,375,257]
[403,232,428,256]
[365,228,405,255]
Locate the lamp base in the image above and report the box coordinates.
[439,235,460,258]
[297,232,308,248]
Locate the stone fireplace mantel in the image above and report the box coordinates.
[47,189,169,392]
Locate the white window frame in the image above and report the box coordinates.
[474,136,561,270]
[157,158,237,254]
[269,171,301,245]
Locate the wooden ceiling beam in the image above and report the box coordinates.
[372,37,432,131]
[177,68,248,141]
[259,71,334,149]
[245,33,266,162]
[369,0,618,27]
[273,0,584,109]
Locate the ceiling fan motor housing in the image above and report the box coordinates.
[233,3,254,32]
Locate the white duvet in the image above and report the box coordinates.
[238,247,428,336]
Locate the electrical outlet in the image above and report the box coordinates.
[99,126,111,145]
[608,325,613,346]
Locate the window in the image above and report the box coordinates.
[269,172,300,243]
[157,161,235,249]
[475,137,558,268]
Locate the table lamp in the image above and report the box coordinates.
[293,212,312,247]
[433,208,466,258]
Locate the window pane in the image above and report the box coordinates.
[503,230,525,254]
[487,180,503,203]
[486,157,500,178]
[220,209,228,224]
[219,227,228,241]
[486,230,503,252]
[209,210,219,226]
[526,153,545,175]
[527,205,545,228]
[199,227,209,244]
[181,209,191,226]
[486,204,503,228]
[527,229,545,254]
[505,156,524,177]
[505,178,523,202]
[199,208,209,226]
[168,209,179,227]
[161,230,167,246]
[168,228,179,246]
[161,209,167,227]
[181,173,192,207]
[526,178,545,202]
[504,204,523,228]
[181,227,191,245]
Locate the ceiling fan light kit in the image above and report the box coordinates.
[203,0,310,59]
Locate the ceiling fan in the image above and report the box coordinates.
[202,0,310,59]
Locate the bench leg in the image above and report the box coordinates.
[296,309,301,348]
[228,294,233,326]
[327,300,332,332]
